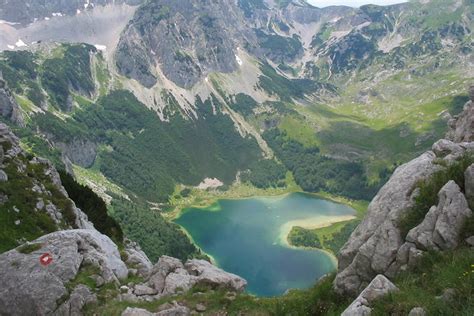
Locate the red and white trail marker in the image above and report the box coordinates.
[39,253,53,266]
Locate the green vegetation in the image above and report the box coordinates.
[288,220,360,254]
[59,171,124,245]
[256,30,303,62]
[258,63,332,101]
[263,129,388,200]
[240,159,287,189]
[229,93,258,117]
[372,248,474,315]
[71,91,261,202]
[41,44,96,111]
[17,243,43,254]
[111,197,199,262]
[399,154,474,237]
[0,153,75,253]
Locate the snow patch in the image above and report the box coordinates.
[7,45,15,50]
[52,12,64,17]
[94,44,107,51]
[77,9,82,15]
[44,17,50,21]
[15,39,27,47]
[0,20,19,26]
[235,55,243,66]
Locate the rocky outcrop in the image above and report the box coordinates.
[447,100,474,142]
[335,95,474,297]
[116,0,256,88]
[0,76,24,126]
[0,229,127,316]
[56,139,97,168]
[334,151,441,296]
[124,239,153,278]
[405,181,472,251]
[0,0,144,25]
[118,255,247,304]
[341,275,398,316]
[122,303,190,316]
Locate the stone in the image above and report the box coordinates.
[0,229,129,315]
[122,307,155,316]
[185,259,247,292]
[149,256,185,292]
[334,151,440,296]
[195,303,206,312]
[436,288,457,303]
[466,236,474,247]
[56,284,97,315]
[120,286,130,293]
[341,275,399,316]
[469,85,474,102]
[447,99,474,142]
[91,274,105,287]
[134,284,158,296]
[465,164,474,203]
[432,139,463,158]
[406,181,472,251]
[14,220,20,225]
[408,307,427,316]
[125,240,153,278]
[0,169,7,182]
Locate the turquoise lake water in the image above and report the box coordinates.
[174,192,355,297]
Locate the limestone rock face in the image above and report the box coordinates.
[334,151,440,296]
[465,164,474,203]
[448,101,474,142]
[121,303,190,316]
[125,239,153,278]
[133,256,247,300]
[0,77,24,126]
[0,229,128,316]
[341,275,399,316]
[55,284,98,316]
[408,181,472,250]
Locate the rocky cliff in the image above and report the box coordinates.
[0,124,247,316]
[336,88,474,314]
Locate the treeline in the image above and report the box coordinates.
[111,197,199,263]
[263,129,385,200]
[59,171,124,244]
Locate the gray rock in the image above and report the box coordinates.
[56,139,97,168]
[465,164,474,204]
[341,275,398,316]
[125,240,153,278]
[149,256,184,292]
[466,236,474,247]
[162,271,197,295]
[134,284,158,296]
[432,139,463,158]
[406,181,472,251]
[185,259,247,292]
[0,169,7,182]
[469,85,474,102]
[91,274,105,287]
[436,288,457,303]
[408,307,427,316]
[195,303,206,312]
[55,284,97,316]
[0,79,24,126]
[334,151,440,296]
[122,307,155,316]
[447,100,474,142]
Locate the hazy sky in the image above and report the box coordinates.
[308,0,408,7]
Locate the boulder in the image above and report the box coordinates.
[432,139,463,158]
[122,307,155,316]
[408,307,427,316]
[465,164,474,203]
[125,240,153,278]
[185,259,247,292]
[334,152,440,296]
[121,303,190,316]
[341,275,398,316]
[0,169,7,182]
[469,85,474,102]
[0,229,128,316]
[149,256,184,292]
[134,284,158,296]
[447,100,474,142]
[55,284,97,315]
[406,181,472,251]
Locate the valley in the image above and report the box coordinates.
[0,0,473,314]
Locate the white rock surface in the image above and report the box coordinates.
[341,275,399,316]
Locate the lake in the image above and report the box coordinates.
[174,192,356,297]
